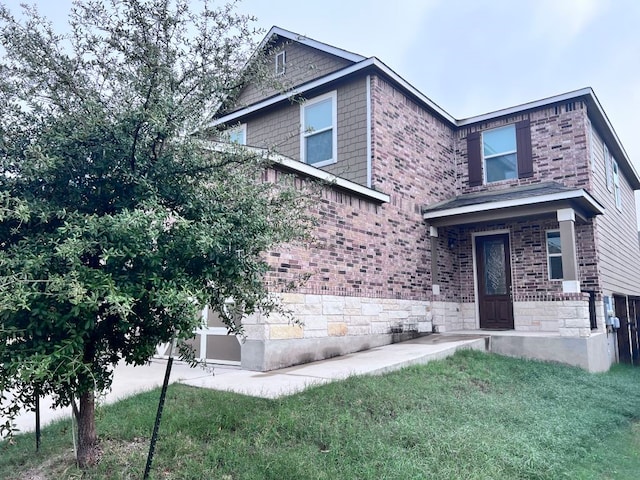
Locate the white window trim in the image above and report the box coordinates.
[275,51,286,76]
[546,229,563,281]
[482,124,517,184]
[613,160,622,210]
[300,91,337,168]
[227,123,247,145]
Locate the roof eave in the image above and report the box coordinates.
[260,26,366,63]
[422,189,605,227]
[457,88,640,190]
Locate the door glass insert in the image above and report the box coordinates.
[483,239,507,295]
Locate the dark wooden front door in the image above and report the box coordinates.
[476,234,514,330]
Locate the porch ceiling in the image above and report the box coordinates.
[422,182,604,227]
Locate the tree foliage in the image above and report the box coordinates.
[0,0,315,465]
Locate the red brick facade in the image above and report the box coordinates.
[213,28,640,371]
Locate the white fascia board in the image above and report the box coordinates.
[260,26,366,63]
[422,189,604,220]
[211,58,378,127]
[456,88,594,127]
[212,58,459,128]
[205,141,390,203]
[275,155,389,202]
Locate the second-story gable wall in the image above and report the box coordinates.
[456,102,592,194]
[243,76,369,185]
[370,75,458,299]
[235,39,354,109]
[589,121,640,296]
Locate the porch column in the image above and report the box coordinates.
[557,208,580,293]
[430,226,440,296]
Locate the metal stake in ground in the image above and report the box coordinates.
[143,337,176,480]
[35,388,41,451]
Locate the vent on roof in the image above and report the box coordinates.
[565,101,576,112]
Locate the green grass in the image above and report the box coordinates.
[2,350,640,479]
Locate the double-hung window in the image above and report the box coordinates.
[483,125,517,183]
[301,91,337,167]
[613,160,622,210]
[546,230,563,280]
[467,120,533,187]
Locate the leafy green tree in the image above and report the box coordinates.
[0,0,314,467]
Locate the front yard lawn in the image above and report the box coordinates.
[2,349,640,479]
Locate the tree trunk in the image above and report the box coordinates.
[76,391,100,468]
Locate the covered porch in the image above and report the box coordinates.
[421,182,613,371]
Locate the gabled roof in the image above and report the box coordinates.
[259,26,366,64]
[215,27,640,189]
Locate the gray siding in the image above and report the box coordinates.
[245,77,369,186]
[589,117,640,296]
[236,39,354,108]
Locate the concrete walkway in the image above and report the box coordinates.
[10,333,486,434]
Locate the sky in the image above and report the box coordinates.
[3,0,640,222]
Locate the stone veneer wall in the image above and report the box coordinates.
[240,293,433,370]
[243,293,432,341]
[513,297,591,336]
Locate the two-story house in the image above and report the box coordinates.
[203,27,640,373]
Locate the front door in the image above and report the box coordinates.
[476,234,514,329]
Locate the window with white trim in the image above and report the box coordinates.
[226,124,246,145]
[275,51,286,76]
[482,125,517,183]
[300,91,337,167]
[546,230,563,280]
[613,160,622,210]
[604,144,613,192]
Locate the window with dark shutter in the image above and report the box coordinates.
[515,119,533,178]
[467,131,482,187]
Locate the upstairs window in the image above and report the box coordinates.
[226,124,246,145]
[275,51,286,76]
[604,144,613,192]
[467,119,533,187]
[613,160,622,210]
[301,91,337,167]
[546,230,563,280]
[483,125,517,183]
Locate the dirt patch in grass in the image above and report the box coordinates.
[11,438,147,480]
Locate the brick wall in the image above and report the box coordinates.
[262,74,457,303]
[456,103,591,194]
[455,218,601,303]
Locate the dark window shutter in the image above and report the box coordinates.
[516,119,533,178]
[467,131,482,187]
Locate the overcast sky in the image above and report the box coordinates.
[4,0,640,222]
